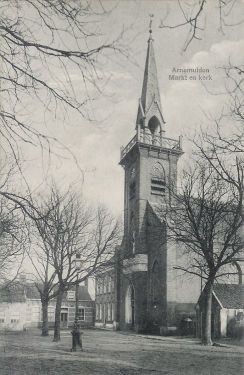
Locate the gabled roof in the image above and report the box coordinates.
[0,284,26,303]
[147,201,166,224]
[0,282,93,303]
[213,284,244,309]
[64,285,93,301]
[0,282,42,302]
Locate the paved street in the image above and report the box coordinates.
[0,329,243,375]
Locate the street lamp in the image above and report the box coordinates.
[71,253,83,352]
[74,253,82,322]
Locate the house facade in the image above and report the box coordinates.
[0,282,95,331]
[59,286,95,328]
[0,283,42,331]
[95,270,116,329]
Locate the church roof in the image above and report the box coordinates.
[141,34,162,115]
[213,284,244,309]
[147,201,166,223]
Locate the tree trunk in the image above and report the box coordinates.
[53,288,64,342]
[41,297,49,336]
[202,281,213,345]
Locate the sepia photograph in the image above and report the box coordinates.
[0,0,243,374]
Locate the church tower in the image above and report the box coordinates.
[118,25,183,333]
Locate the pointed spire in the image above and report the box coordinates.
[136,16,165,131]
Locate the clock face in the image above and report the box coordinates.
[130,167,135,179]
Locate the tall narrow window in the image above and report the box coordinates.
[96,304,99,319]
[111,278,114,292]
[104,276,108,293]
[108,304,111,321]
[129,167,136,199]
[129,182,136,199]
[148,116,161,145]
[152,260,161,304]
[148,116,160,135]
[96,279,100,295]
[129,214,136,255]
[99,304,102,320]
[111,303,114,321]
[151,162,166,196]
[78,308,85,321]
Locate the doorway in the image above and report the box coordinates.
[125,284,135,329]
[61,308,68,328]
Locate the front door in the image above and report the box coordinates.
[61,311,68,328]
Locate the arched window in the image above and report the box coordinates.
[148,116,161,145]
[148,116,160,135]
[151,162,166,196]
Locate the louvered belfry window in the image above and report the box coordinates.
[151,162,166,196]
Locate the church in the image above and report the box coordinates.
[95,28,243,335]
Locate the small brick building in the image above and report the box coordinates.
[60,286,94,328]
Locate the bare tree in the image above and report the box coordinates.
[26,211,58,337]
[0,159,59,333]
[159,0,244,51]
[162,157,243,345]
[195,61,244,199]
[26,185,120,341]
[0,0,128,162]
[0,194,27,286]
[198,61,244,155]
[169,57,244,345]
[0,159,31,285]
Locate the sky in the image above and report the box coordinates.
[14,0,244,218]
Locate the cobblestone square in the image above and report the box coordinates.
[0,329,243,375]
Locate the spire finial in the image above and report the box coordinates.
[149,14,154,40]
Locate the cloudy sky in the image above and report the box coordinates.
[20,0,244,217]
